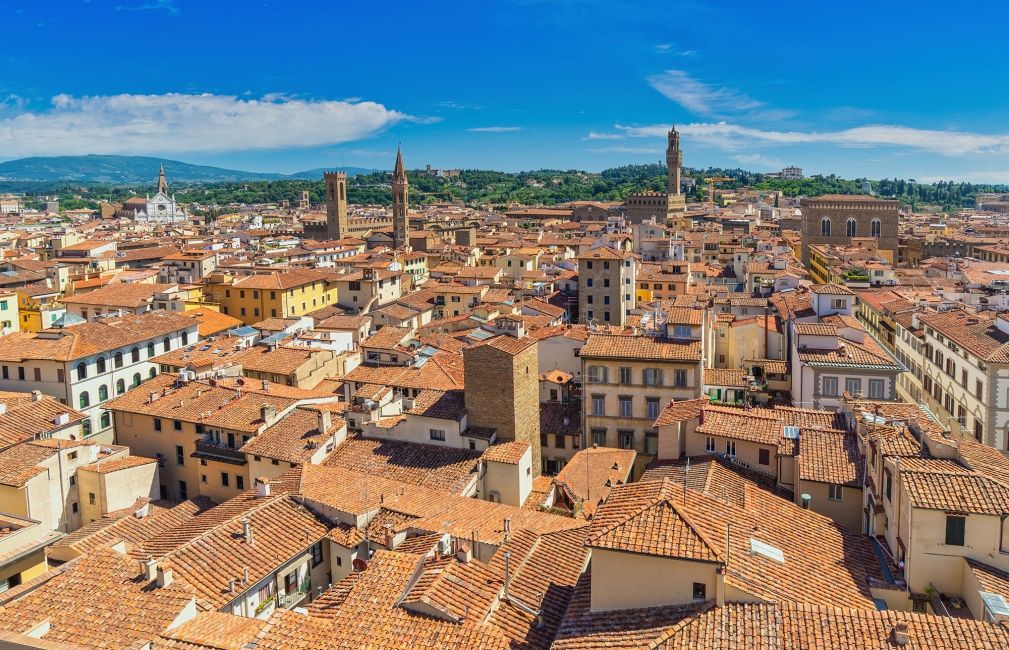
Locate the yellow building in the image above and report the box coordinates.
[204,269,338,325]
[0,513,57,591]
[16,285,64,332]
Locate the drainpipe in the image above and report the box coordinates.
[56,439,67,532]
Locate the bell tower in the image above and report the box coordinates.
[324,171,348,240]
[665,127,687,223]
[392,147,410,249]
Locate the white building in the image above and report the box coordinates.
[134,165,187,223]
[782,166,803,180]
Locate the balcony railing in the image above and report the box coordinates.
[279,577,311,609]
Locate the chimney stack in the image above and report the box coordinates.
[256,476,271,498]
[318,409,332,433]
[260,403,276,424]
[262,379,269,392]
[31,390,42,402]
[142,558,158,581]
[156,566,173,588]
[892,623,910,646]
[242,518,254,545]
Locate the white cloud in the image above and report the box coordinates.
[654,44,696,56]
[599,122,1009,157]
[467,126,523,133]
[584,131,625,140]
[0,93,417,157]
[647,70,764,118]
[731,153,785,169]
[116,0,178,14]
[917,171,1009,184]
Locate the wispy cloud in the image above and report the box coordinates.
[654,44,697,56]
[647,70,764,119]
[467,126,523,133]
[731,153,785,169]
[595,122,1009,157]
[584,131,625,141]
[115,0,178,14]
[438,100,486,111]
[0,93,419,157]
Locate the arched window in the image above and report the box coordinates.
[131,347,140,363]
[76,362,87,380]
[163,337,171,352]
[100,411,110,429]
[82,419,91,437]
[79,391,90,408]
[181,331,189,346]
[98,385,108,401]
[147,342,155,357]
[116,379,125,395]
[114,352,123,369]
[846,218,857,238]
[96,357,106,373]
[149,367,157,379]
[132,373,141,388]
[871,218,881,237]
[820,218,831,237]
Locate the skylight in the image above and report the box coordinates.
[750,538,785,564]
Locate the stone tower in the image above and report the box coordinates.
[463,335,542,476]
[157,163,169,195]
[665,127,687,223]
[324,171,348,240]
[392,147,410,249]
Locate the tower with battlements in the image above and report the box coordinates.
[323,171,348,240]
[666,127,686,222]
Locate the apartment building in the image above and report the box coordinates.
[0,311,197,441]
[581,331,702,460]
[204,270,338,324]
[577,246,637,326]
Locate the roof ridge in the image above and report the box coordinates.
[156,492,286,562]
[659,485,724,563]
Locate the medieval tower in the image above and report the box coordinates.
[666,127,686,222]
[392,147,410,249]
[323,171,348,240]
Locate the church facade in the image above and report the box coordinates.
[799,194,900,266]
[134,164,187,224]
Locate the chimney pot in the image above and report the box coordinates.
[156,566,173,588]
[255,476,271,498]
[242,518,254,545]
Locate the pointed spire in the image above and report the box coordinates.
[157,163,169,195]
[393,146,406,180]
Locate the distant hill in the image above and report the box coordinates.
[0,155,379,185]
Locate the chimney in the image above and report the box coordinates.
[260,403,276,424]
[318,409,332,433]
[255,476,271,498]
[456,543,472,564]
[262,379,269,392]
[503,551,512,600]
[31,389,42,402]
[148,390,157,404]
[142,558,158,581]
[242,518,254,545]
[892,623,910,646]
[801,493,811,510]
[156,566,173,588]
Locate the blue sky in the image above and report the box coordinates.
[3,0,1009,181]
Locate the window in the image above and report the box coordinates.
[591,394,605,416]
[89,492,96,505]
[644,368,663,386]
[975,419,983,441]
[692,582,706,600]
[822,377,838,397]
[100,411,110,429]
[311,541,324,567]
[646,398,660,420]
[846,218,856,238]
[555,436,566,449]
[163,337,171,352]
[591,429,607,446]
[1,366,6,379]
[154,418,162,432]
[868,379,885,399]
[759,448,770,465]
[725,440,736,456]
[884,470,892,501]
[147,342,155,357]
[236,475,244,490]
[16,366,23,381]
[820,217,831,237]
[976,379,984,400]
[150,367,157,379]
[618,431,634,450]
[871,218,881,237]
[618,396,632,417]
[429,428,446,441]
[81,419,91,437]
[116,379,125,395]
[587,366,608,383]
[221,472,229,487]
[619,367,632,384]
[131,347,140,363]
[176,445,185,465]
[79,392,90,408]
[705,436,715,452]
[71,502,78,514]
[945,515,965,546]
[178,481,188,500]
[98,385,108,401]
[76,362,87,380]
[33,367,40,382]
[674,369,688,388]
[828,484,844,502]
[845,378,861,396]
[673,325,692,338]
[132,373,142,388]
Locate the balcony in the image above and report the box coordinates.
[193,440,246,465]
[279,577,311,609]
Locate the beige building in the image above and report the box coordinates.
[577,246,637,326]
